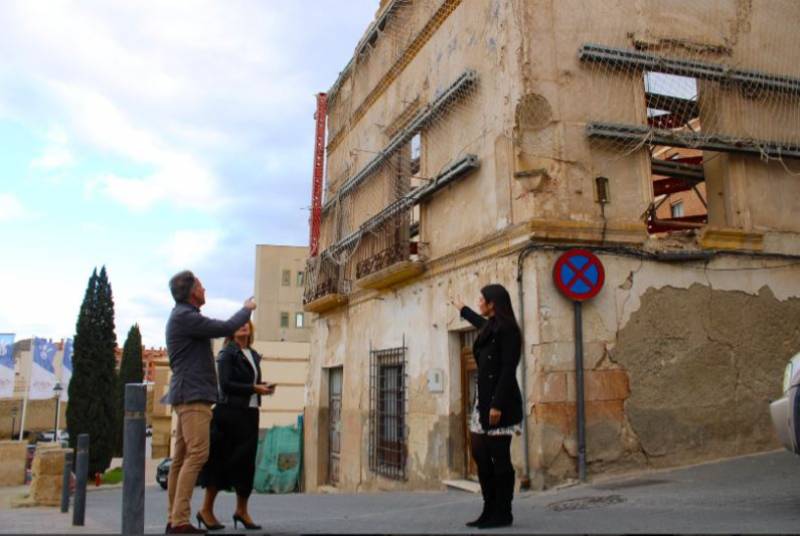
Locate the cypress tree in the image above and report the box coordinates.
[115,324,143,455]
[66,266,118,476]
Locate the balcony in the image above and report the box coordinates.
[303,277,350,314]
[356,242,425,291]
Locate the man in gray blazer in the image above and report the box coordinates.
[165,270,255,534]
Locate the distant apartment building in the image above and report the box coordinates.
[254,245,311,344]
[252,245,311,428]
[114,346,165,382]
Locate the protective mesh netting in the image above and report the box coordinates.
[304,0,800,301]
[304,0,478,304]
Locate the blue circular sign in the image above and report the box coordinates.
[553,249,605,302]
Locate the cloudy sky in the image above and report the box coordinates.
[0,0,376,347]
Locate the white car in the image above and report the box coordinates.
[769,353,800,454]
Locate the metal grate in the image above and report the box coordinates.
[369,341,408,480]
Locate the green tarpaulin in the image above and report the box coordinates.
[253,417,303,494]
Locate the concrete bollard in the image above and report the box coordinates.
[60,450,73,513]
[72,434,88,527]
[122,383,146,535]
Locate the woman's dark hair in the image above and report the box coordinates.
[480,284,520,333]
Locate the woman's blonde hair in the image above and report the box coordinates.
[224,320,254,348]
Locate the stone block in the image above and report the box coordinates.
[0,441,27,486]
[585,400,626,424]
[535,400,625,437]
[534,341,608,372]
[584,370,630,402]
[534,402,575,435]
[532,372,568,403]
[30,474,62,506]
[31,447,69,476]
[29,447,70,506]
[531,422,565,469]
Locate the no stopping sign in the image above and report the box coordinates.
[553,249,605,302]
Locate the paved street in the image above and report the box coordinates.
[1,450,798,534]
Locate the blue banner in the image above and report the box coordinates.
[61,339,73,401]
[0,334,14,398]
[30,337,58,399]
[0,334,13,369]
[32,338,56,374]
[62,339,73,372]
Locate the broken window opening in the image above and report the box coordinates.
[644,72,708,234]
[410,132,422,175]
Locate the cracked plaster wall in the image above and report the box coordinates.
[529,251,800,487]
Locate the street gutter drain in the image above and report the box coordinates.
[547,494,627,512]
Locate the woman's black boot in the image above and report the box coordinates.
[466,469,495,527]
[478,472,514,529]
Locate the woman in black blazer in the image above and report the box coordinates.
[453,284,522,529]
[196,320,274,531]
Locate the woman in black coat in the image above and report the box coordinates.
[452,284,523,529]
[196,321,274,531]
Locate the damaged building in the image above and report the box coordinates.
[301,0,800,491]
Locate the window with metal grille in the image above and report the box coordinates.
[369,343,407,480]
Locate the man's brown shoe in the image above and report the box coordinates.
[167,524,206,534]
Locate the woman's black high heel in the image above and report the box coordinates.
[196,512,225,531]
[232,514,261,530]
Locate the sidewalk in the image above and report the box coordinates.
[0,450,798,534]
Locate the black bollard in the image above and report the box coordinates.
[122,383,147,535]
[60,450,73,513]
[72,434,89,526]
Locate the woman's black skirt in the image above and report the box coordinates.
[198,405,259,498]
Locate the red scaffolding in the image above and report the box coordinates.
[309,93,327,257]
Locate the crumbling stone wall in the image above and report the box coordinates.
[529,251,800,488]
[613,284,800,466]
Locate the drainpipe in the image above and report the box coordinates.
[515,245,540,489]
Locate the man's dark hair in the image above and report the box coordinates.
[169,270,196,303]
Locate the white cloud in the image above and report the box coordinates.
[203,297,249,321]
[0,194,30,222]
[161,229,223,270]
[0,0,378,346]
[31,125,75,171]
[99,155,221,211]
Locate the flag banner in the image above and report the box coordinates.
[0,333,15,398]
[60,339,72,401]
[29,338,58,400]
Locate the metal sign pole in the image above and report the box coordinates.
[574,301,587,482]
[553,249,605,484]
